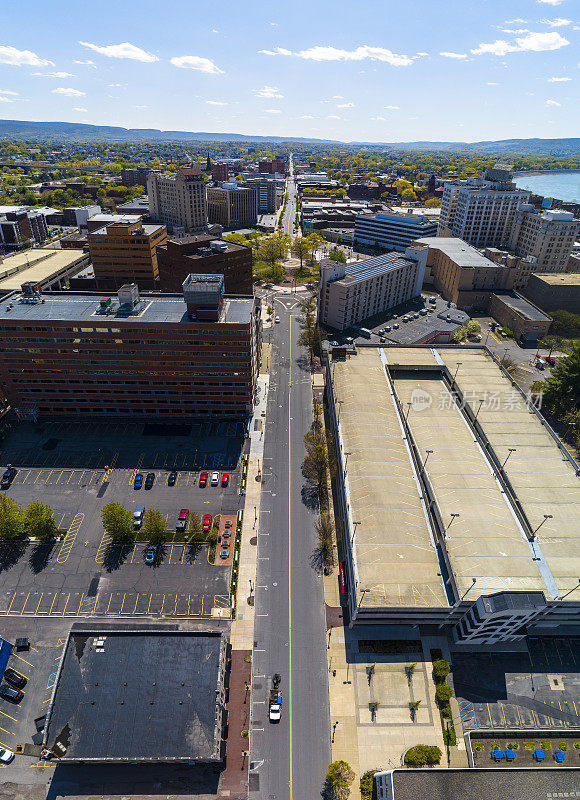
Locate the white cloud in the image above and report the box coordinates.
[337,101,354,107]
[487,81,499,85]
[259,44,417,67]
[73,59,97,68]
[0,96,14,103]
[73,107,88,112]
[108,82,123,87]
[384,104,400,110]
[471,30,569,55]
[332,94,344,99]
[440,51,468,59]
[542,17,572,26]
[416,52,429,57]
[206,100,227,105]
[269,21,278,26]
[33,70,74,78]
[326,114,341,119]
[0,89,18,96]
[300,114,315,119]
[211,29,219,34]
[370,116,386,121]
[135,104,149,109]
[500,28,530,34]
[79,41,159,62]
[546,98,562,106]
[264,108,282,113]
[504,18,528,23]
[254,85,284,99]
[0,45,53,67]
[170,55,224,74]
[537,0,565,5]
[52,87,85,96]
[548,75,571,81]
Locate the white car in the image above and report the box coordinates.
[275,316,280,323]
[210,471,220,487]
[0,747,14,764]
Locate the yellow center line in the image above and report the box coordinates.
[288,315,293,800]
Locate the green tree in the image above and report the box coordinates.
[142,509,168,543]
[0,496,24,540]
[258,234,289,266]
[402,188,418,201]
[542,341,580,415]
[435,683,453,706]
[291,237,311,267]
[550,310,580,338]
[326,760,355,800]
[24,501,58,540]
[360,771,378,800]
[315,513,335,569]
[328,248,347,263]
[187,512,203,542]
[432,659,451,682]
[223,233,248,247]
[101,502,133,541]
[404,744,442,766]
[425,198,441,208]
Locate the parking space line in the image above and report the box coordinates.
[0,727,14,736]
[54,469,64,485]
[92,593,99,613]
[20,592,31,614]
[20,469,31,484]
[56,513,66,530]
[160,595,166,614]
[49,594,58,615]
[57,512,84,563]
[95,532,110,563]
[0,710,17,722]
[7,594,18,613]
[147,595,153,614]
[119,593,127,615]
[105,595,113,614]
[61,593,72,615]
[133,594,139,614]
[44,469,54,485]
[33,471,43,485]
[75,593,84,615]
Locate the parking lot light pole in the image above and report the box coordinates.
[461,577,477,600]
[423,449,433,470]
[501,347,509,367]
[445,513,460,536]
[558,578,580,600]
[473,398,485,425]
[452,362,462,390]
[405,401,412,422]
[350,520,362,547]
[531,514,552,538]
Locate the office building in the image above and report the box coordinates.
[522,272,580,314]
[212,162,229,182]
[86,213,141,233]
[157,234,252,294]
[115,196,150,217]
[259,158,286,175]
[62,205,101,230]
[120,167,149,188]
[483,247,537,290]
[354,211,438,251]
[87,218,167,289]
[147,167,208,234]
[488,292,552,344]
[0,277,261,419]
[413,237,516,311]
[207,183,257,229]
[326,345,580,635]
[244,179,278,214]
[0,206,48,250]
[44,625,226,763]
[507,206,580,273]
[438,163,530,248]
[317,248,427,331]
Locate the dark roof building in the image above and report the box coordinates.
[157,234,253,294]
[44,625,227,763]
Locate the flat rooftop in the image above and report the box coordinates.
[0,249,87,292]
[492,292,552,321]
[331,346,580,608]
[413,237,504,268]
[530,272,580,286]
[326,253,416,287]
[0,290,254,325]
[389,768,580,800]
[44,627,225,762]
[89,222,164,236]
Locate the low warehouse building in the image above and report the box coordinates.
[522,272,580,315]
[43,625,227,763]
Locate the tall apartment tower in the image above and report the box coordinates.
[507,205,580,274]
[207,183,258,228]
[147,167,208,234]
[438,164,530,249]
[212,162,230,182]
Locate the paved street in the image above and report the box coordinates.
[250,294,330,799]
[280,154,296,237]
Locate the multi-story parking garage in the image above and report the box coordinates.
[326,344,580,644]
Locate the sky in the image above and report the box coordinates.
[0,0,578,143]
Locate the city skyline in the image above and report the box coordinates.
[0,0,578,142]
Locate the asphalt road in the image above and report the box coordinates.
[251,295,330,800]
[281,154,297,237]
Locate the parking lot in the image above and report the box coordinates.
[0,418,246,621]
[453,638,580,731]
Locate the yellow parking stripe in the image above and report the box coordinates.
[0,727,14,736]
[0,710,17,723]
[56,513,84,564]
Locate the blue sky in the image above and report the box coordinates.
[0,0,578,142]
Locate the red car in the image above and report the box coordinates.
[202,514,212,532]
[199,471,208,488]
[221,473,229,487]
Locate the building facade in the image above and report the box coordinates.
[0,279,261,420]
[438,164,530,248]
[488,292,552,344]
[244,179,278,213]
[212,162,229,182]
[121,167,149,188]
[147,168,208,234]
[0,207,48,250]
[207,183,258,228]
[258,159,285,175]
[156,234,253,294]
[507,206,580,273]
[483,247,537,290]
[413,237,517,311]
[317,249,427,331]
[87,218,167,289]
[522,272,580,314]
[354,211,438,252]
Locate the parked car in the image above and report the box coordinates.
[144,545,157,565]
[210,471,220,487]
[221,530,231,539]
[0,747,14,764]
[3,669,26,689]
[221,473,229,487]
[167,471,177,486]
[199,471,208,488]
[133,506,145,530]
[133,472,143,489]
[176,508,189,531]
[0,684,23,703]
[275,316,280,323]
[202,514,212,532]
[0,466,17,489]
[144,472,155,489]
[219,550,229,559]
[225,520,232,528]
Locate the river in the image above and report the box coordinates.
[514,171,580,203]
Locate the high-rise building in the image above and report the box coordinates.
[259,159,286,175]
[212,162,230,182]
[121,167,150,188]
[243,178,278,214]
[147,168,208,234]
[317,249,427,331]
[507,205,580,274]
[207,183,258,228]
[354,211,438,251]
[156,234,253,294]
[87,217,167,289]
[0,207,48,250]
[438,163,530,248]
[0,278,261,420]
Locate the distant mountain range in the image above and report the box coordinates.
[1,119,579,155]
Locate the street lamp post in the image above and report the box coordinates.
[461,577,477,600]
[531,514,552,537]
[452,362,462,390]
[501,347,509,367]
[344,451,352,472]
[445,513,460,536]
[558,578,580,600]
[406,401,413,422]
[495,448,516,478]
[423,449,433,470]
[350,520,362,547]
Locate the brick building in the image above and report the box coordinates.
[259,159,286,175]
[0,207,48,250]
[212,162,229,182]
[0,278,261,420]
[156,234,253,294]
[121,167,150,188]
[87,218,167,289]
